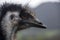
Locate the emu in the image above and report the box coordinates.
[0,3,46,40]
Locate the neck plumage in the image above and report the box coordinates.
[0,26,6,40]
[0,24,17,40]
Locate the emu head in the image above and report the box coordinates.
[0,4,46,40]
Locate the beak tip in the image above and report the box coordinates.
[42,24,47,29]
[40,26,47,29]
[43,27,47,29]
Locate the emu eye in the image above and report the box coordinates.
[10,15,14,20]
[20,13,33,19]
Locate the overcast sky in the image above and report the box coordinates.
[0,0,59,8]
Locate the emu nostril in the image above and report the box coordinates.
[39,22,43,25]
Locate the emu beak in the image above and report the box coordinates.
[19,18,47,29]
[29,18,46,29]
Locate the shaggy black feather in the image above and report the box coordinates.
[0,3,26,40]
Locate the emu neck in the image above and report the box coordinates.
[0,28,6,40]
[1,22,17,40]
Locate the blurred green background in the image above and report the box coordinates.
[16,28,59,40]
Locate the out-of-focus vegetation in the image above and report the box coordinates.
[16,30,60,40]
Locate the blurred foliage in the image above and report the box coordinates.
[16,30,59,40]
